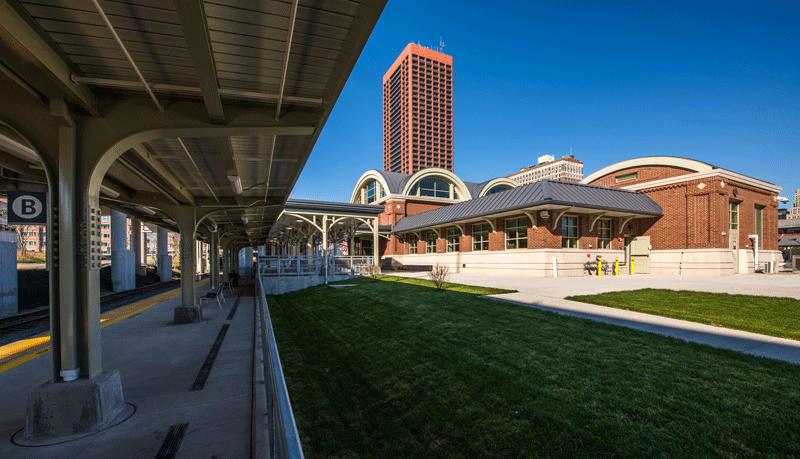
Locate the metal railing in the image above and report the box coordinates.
[256,275,305,459]
[257,256,374,277]
[258,256,323,277]
[328,256,374,275]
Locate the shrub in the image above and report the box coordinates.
[429,263,449,290]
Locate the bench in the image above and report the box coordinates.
[199,284,226,308]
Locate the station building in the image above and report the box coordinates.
[351,157,782,276]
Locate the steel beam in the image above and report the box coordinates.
[0,1,99,116]
[174,0,225,123]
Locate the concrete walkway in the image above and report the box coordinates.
[0,282,258,458]
[392,271,800,364]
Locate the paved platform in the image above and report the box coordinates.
[0,281,258,458]
[392,271,800,364]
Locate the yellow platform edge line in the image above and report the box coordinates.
[0,279,210,373]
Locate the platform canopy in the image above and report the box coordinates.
[0,0,387,245]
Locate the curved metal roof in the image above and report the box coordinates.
[393,180,663,233]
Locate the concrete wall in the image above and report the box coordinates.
[390,249,627,278]
[390,248,784,277]
[261,274,361,295]
[0,231,18,318]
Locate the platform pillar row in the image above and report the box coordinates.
[131,217,145,276]
[110,209,134,292]
[157,226,172,282]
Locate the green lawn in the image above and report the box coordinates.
[567,288,800,341]
[268,276,800,458]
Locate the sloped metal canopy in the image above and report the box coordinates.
[0,0,388,244]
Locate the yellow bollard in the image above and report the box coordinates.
[615,257,619,276]
[598,257,602,277]
[631,257,635,275]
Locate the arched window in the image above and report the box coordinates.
[486,185,511,195]
[410,177,451,198]
[360,180,384,204]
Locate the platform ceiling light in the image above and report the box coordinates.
[241,216,248,224]
[100,185,120,198]
[228,175,242,194]
[135,205,156,216]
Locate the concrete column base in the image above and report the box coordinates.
[111,250,135,292]
[158,255,173,282]
[0,232,18,319]
[174,305,203,324]
[23,370,125,442]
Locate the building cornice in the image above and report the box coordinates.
[622,169,781,194]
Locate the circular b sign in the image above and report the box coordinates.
[7,191,47,224]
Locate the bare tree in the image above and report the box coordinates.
[169,232,180,269]
[16,225,33,257]
[429,263,450,290]
[369,262,380,281]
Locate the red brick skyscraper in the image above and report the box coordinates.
[383,43,453,174]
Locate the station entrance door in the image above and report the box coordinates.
[628,236,651,274]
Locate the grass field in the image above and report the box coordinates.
[567,288,800,341]
[268,276,800,458]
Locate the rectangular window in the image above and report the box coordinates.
[755,205,764,249]
[561,216,579,248]
[446,228,460,252]
[472,223,489,251]
[409,235,418,254]
[426,231,437,253]
[729,201,739,230]
[598,219,612,249]
[616,172,638,183]
[505,217,528,249]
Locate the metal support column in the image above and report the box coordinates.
[174,208,201,323]
[210,231,219,289]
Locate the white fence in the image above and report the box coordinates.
[257,256,374,278]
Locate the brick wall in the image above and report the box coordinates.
[590,165,695,188]
[589,169,779,251]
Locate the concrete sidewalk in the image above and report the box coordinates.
[392,271,800,364]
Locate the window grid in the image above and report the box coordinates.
[505,217,527,249]
[472,223,489,251]
[598,219,612,249]
[409,235,418,254]
[729,201,739,230]
[561,216,579,248]
[446,228,460,252]
[426,231,437,253]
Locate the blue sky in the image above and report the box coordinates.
[293,0,798,207]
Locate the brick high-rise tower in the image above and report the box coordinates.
[383,43,453,174]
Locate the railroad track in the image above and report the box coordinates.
[0,279,182,338]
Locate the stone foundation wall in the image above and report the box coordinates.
[261,274,362,295]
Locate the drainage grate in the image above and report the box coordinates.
[226,298,241,321]
[190,324,229,391]
[155,422,189,459]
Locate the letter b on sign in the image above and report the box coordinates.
[7,191,47,225]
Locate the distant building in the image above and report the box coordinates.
[779,208,787,220]
[383,43,453,174]
[789,190,800,220]
[507,154,583,185]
